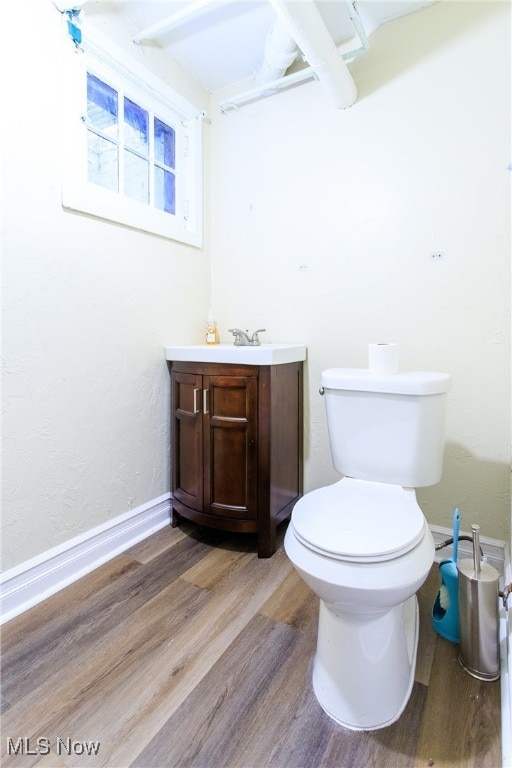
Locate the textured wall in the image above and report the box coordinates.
[210,1,511,540]
[2,0,510,576]
[1,1,211,571]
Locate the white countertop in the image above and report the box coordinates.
[165,343,307,365]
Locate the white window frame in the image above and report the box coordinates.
[61,18,203,248]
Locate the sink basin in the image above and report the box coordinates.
[165,343,306,365]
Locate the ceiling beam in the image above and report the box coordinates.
[266,0,357,109]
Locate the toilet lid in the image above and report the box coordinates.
[291,478,426,563]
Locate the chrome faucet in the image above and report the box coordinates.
[228,328,266,346]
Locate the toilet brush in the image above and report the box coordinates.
[432,508,461,643]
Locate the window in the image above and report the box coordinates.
[86,73,177,214]
[61,18,203,247]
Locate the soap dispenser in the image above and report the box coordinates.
[205,311,218,345]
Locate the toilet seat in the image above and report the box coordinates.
[291,478,425,563]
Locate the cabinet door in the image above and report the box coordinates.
[172,371,203,511]
[203,375,258,520]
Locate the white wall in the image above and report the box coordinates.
[2,0,510,577]
[210,1,511,540]
[1,1,211,571]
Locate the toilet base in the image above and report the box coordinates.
[312,595,419,731]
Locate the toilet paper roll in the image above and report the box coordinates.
[368,343,399,375]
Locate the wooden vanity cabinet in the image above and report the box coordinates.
[169,359,303,557]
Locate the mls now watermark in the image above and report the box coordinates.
[7,737,101,756]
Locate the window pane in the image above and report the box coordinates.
[155,166,175,214]
[124,98,148,153]
[87,73,118,137]
[154,118,175,169]
[124,149,149,204]
[88,131,118,191]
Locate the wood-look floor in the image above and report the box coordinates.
[1,521,502,768]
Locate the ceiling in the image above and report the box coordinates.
[66,0,437,104]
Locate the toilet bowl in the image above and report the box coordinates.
[284,477,435,730]
[285,478,435,729]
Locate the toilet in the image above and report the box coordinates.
[284,363,451,731]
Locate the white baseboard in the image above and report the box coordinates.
[0,493,172,625]
[1,515,505,626]
[430,522,505,575]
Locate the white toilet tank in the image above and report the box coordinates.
[321,368,451,487]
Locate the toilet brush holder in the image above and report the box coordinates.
[432,509,461,643]
[432,558,460,642]
[458,524,500,681]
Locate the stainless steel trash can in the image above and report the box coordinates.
[457,524,500,681]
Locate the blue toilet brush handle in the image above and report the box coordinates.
[452,508,460,563]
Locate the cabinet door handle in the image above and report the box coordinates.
[203,388,209,414]
[193,388,200,414]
